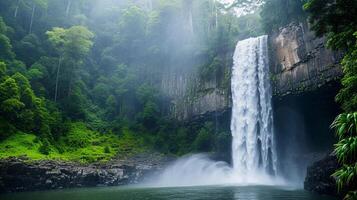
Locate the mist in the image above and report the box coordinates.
[0,0,350,199]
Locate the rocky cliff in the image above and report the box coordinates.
[163,21,343,120]
[270,22,342,194]
[161,55,232,120]
[269,22,343,96]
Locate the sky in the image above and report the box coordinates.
[218,0,262,17]
[219,0,235,4]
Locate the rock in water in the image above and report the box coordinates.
[304,154,340,196]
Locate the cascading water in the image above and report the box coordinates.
[147,36,281,187]
[231,35,277,176]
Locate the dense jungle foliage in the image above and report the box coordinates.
[0,0,263,162]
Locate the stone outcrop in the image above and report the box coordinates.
[0,153,173,193]
[269,22,343,96]
[304,154,340,196]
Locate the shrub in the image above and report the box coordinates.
[104,146,111,154]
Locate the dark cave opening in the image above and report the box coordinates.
[273,81,341,183]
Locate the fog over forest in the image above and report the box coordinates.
[0,0,356,200]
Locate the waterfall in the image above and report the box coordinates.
[148,36,281,187]
[231,35,277,176]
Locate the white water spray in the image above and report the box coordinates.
[148,36,280,187]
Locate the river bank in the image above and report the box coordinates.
[0,153,174,193]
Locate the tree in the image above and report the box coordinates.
[14,34,44,66]
[304,0,357,51]
[24,0,48,34]
[260,0,307,32]
[0,17,15,60]
[193,122,214,152]
[335,33,357,112]
[0,61,6,78]
[0,77,24,121]
[114,6,147,64]
[46,26,94,102]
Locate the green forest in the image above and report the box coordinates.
[0,0,264,162]
[0,0,356,199]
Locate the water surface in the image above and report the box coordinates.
[0,185,337,200]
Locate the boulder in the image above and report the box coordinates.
[304,154,340,196]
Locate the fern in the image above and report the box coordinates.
[331,113,357,140]
[334,137,357,164]
[333,164,357,192]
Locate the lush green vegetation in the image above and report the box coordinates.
[0,122,146,163]
[304,0,357,199]
[260,0,307,32]
[0,0,262,162]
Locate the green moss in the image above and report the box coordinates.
[0,122,148,163]
[0,132,46,160]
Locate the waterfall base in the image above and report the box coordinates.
[143,154,285,187]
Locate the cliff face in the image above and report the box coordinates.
[160,57,232,120]
[163,21,343,120]
[269,22,343,96]
[270,22,342,186]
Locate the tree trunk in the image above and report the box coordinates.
[65,0,72,17]
[29,4,36,34]
[214,70,218,135]
[14,0,20,18]
[68,61,77,97]
[145,0,153,11]
[215,0,218,29]
[54,56,62,102]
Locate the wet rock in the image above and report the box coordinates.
[269,21,343,96]
[0,153,172,193]
[304,154,340,196]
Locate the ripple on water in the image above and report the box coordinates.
[0,185,338,200]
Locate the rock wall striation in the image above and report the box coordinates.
[160,57,232,120]
[164,21,343,120]
[269,22,343,96]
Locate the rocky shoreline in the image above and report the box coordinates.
[0,153,343,195]
[0,153,174,193]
